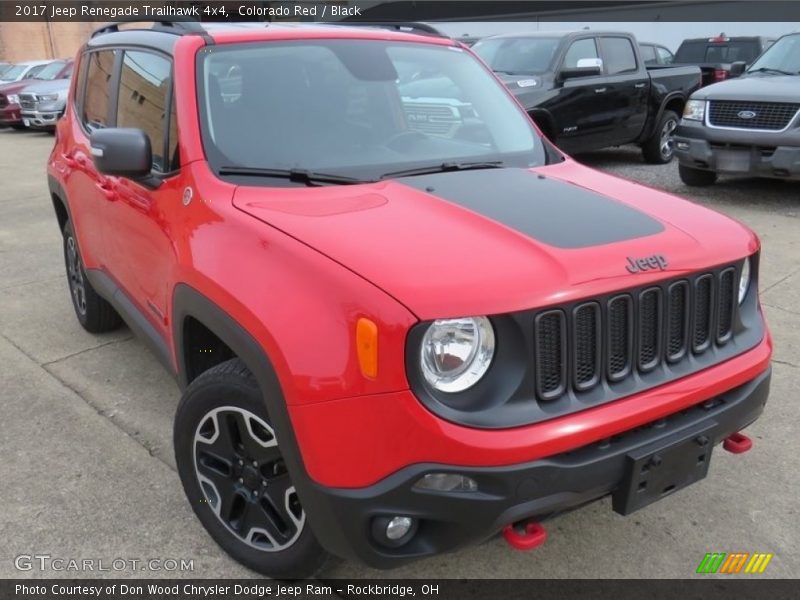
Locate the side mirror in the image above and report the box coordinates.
[729,61,747,77]
[90,128,152,179]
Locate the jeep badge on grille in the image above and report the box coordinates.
[626,254,668,273]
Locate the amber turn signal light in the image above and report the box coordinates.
[357,318,379,379]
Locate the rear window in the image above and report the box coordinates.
[675,40,763,63]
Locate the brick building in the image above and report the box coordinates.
[0,22,96,62]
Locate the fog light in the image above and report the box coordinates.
[676,141,690,150]
[371,515,418,548]
[414,473,478,492]
[386,516,413,540]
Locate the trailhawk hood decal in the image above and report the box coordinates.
[233,163,757,319]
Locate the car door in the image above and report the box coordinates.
[61,49,118,269]
[546,36,612,152]
[597,36,648,144]
[100,49,180,342]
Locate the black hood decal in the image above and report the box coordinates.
[399,168,664,249]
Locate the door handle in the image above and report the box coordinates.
[594,87,607,93]
[64,153,85,168]
[95,178,118,201]
[634,82,646,88]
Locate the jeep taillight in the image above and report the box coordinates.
[713,69,728,82]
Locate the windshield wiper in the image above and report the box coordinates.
[748,67,795,76]
[218,166,366,186]
[380,160,505,180]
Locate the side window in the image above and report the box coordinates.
[656,47,674,64]
[600,37,638,75]
[563,38,599,68]
[640,45,657,65]
[117,50,173,172]
[82,50,116,131]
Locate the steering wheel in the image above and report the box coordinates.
[384,130,428,152]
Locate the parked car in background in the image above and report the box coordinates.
[0,62,12,78]
[0,60,71,129]
[0,59,51,84]
[639,41,674,65]
[19,62,74,131]
[472,31,702,162]
[674,35,774,86]
[675,31,800,185]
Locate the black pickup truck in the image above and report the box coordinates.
[472,31,702,163]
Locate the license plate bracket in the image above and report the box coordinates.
[612,422,716,515]
[716,149,750,172]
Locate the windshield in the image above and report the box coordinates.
[472,37,560,74]
[748,34,800,74]
[33,61,66,80]
[198,40,545,181]
[1,64,26,80]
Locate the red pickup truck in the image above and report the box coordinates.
[47,20,771,578]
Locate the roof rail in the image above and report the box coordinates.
[330,22,448,39]
[91,17,208,39]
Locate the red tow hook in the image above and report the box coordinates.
[502,521,547,551]
[723,432,753,454]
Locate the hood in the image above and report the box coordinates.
[20,78,70,95]
[233,163,757,319]
[692,74,800,101]
[0,79,34,95]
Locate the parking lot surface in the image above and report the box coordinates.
[1,129,797,579]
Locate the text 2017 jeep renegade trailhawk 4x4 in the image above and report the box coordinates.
[48,21,771,578]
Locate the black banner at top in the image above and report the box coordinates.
[2,1,800,22]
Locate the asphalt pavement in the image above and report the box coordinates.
[0,129,797,579]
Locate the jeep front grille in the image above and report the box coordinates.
[708,100,800,131]
[410,261,762,428]
[534,268,740,403]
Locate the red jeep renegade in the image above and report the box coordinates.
[48,20,771,578]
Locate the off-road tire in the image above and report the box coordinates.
[174,358,330,579]
[62,221,122,333]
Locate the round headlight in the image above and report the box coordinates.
[420,317,495,393]
[738,258,751,304]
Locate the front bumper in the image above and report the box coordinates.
[302,367,770,568]
[0,105,22,125]
[674,119,800,179]
[21,109,61,129]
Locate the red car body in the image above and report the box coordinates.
[47,24,771,569]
